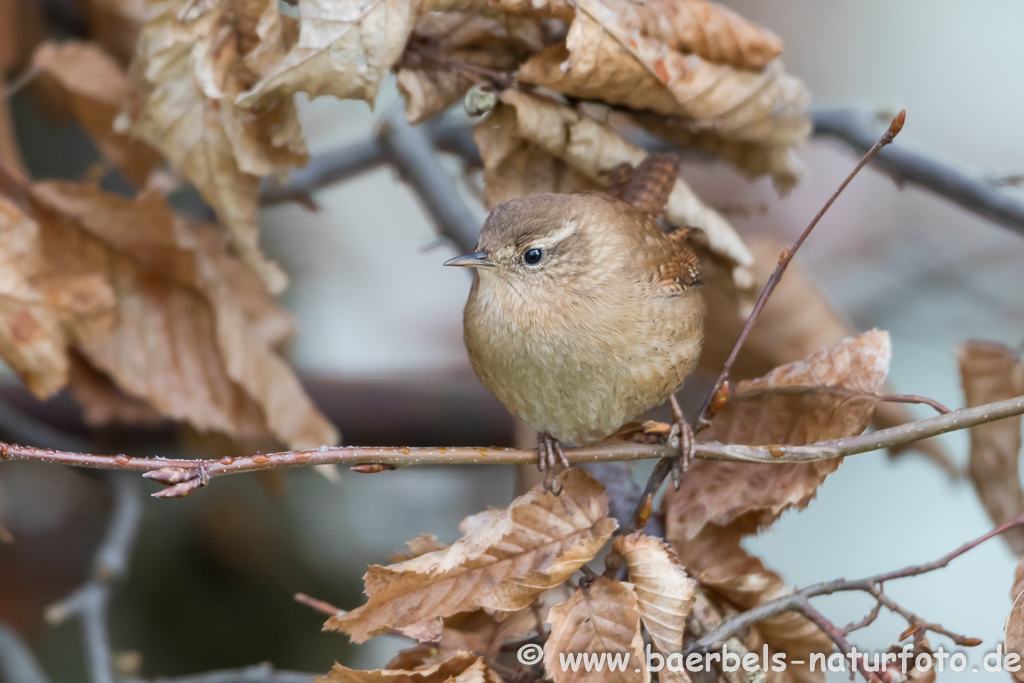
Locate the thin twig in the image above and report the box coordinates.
[44,474,143,683]
[795,597,879,683]
[3,394,1024,497]
[0,624,52,683]
[293,593,344,617]
[628,111,907,532]
[841,599,883,635]
[686,509,1024,653]
[2,67,39,101]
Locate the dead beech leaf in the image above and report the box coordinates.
[476,90,752,276]
[328,468,616,643]
[633,113,805,195]
[959,340,1024,555]
[489,0,574,21]
[0,172,336,450]
[583,0,782,70]
[126,0,308,292]
[612,532,695,657]
[319,652,500,683]
[544,576,647,683]
[1007,588,1024,683]
[237,0,414,109]
[0,96,25,178]
[519,0,810,145]
[0,197,70,397]
[32,41,161,188]
[667,330,891,541]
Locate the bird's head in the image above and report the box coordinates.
[444,193,627,292]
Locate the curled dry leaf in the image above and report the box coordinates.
[396,12,538,124]
[1009,590,1024,683]
[319,651,502,683]
[959,340,1024,555]
[328,468,616,643]
[579,0,783,70]
[633,113,805,195]
[475,90,752,276]
[0,172,336,450]
[31,41,161,187]
[612,532,695,657]
[667,329,891,540]
[544,576,648,683]
[238,0,414,109]
[697,235,952,469]
[518,0,810,145]
[126,0,308,292]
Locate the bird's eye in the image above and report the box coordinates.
[523,247,544,266]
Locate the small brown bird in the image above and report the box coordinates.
[445,156,705,490]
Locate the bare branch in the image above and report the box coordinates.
[2,394,1024,497]
[685,510,1024,653]
[0,625,51,683]
[44,474,143,683]
[813,107,1024,236]
[794,598,879,683]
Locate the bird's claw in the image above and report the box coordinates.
[668,395,694,490]
[538,433,567,494]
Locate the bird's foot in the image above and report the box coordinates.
[537,433,570,494]
[668,394,694,490]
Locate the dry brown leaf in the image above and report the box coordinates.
[396,12,541,123]
[959,340,1024,555]
[32,41,161,188]
[476,90,752,276]
[489,0,574,21]
[581,0,782,69]
[73,0,145,64]
[674,528,831,683]
[696,235,951,469]
[237,0,414,109]
[667,330,891,540]
[439,586,571,658]
[519,0,810,145]
[0,197,70,397]
[319,652,500,683]
[633,113,804,195]
[0,96,26,179]
[67,352,162,425]
[1007,587,1024,683]
[544,576,647,683]
[0,172,336,450]
[126,0,308,292]
[328,468,615,643]
[613,532,695,657]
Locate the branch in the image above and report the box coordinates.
[0,625,51,683]
[122,664,317,683]
[262,107,1024,239]
[685,510,1024,653]
[2,394,1024,497]
[813,106,1024,236]
[44,474,143,683]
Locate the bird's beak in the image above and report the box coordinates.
[444,252,495,268]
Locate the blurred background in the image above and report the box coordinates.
[2,1,1024,681]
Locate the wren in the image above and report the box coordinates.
[446,160,705,490]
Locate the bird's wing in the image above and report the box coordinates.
[648,226,703,295]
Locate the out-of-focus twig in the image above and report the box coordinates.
[45,474,143,683]
[0,625,51,683]
[376,110,481,253]
[813,106,1024,235]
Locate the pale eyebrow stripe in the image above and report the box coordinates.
[532,220,578,249]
